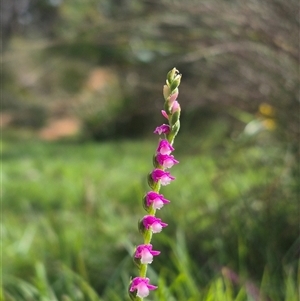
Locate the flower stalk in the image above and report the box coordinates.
[129,68,182,300]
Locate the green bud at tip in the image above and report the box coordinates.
[170,77,181,92]
[167,68,175,84]
[167,67,180,84]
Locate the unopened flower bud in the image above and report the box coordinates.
[170,76,181,91]
[167,67,180,85]
[170,101,181,125]
[168,90,178,107]
[163,85,171,100]
[161,110,169,120]
[171,100,180,113]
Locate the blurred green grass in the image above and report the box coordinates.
[2,130,299,300]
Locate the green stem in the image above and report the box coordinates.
[140,263,147,278]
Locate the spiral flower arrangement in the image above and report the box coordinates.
[129,68,182,300]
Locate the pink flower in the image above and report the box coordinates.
[129,277,157,298]
[156,153,179,169]
[145,191,170,209]
[168,91,178,107]
[161,110,169,119]
[156,139,174,155]
[171,100,181,113]
[151,169,175,186]
[134,244,160,264]
[154,124,171,135]
[142,215,168,233]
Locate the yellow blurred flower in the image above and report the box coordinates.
[262,118,276,130]
[259,103,276,118]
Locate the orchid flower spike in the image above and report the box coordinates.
[129,68,182,300]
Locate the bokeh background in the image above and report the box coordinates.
[2,1,299,300]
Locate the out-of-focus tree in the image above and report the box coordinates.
[1,0,59,43]
[2,0,299,143]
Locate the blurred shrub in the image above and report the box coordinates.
[2,128,299,299]
[2,62,48,128]
[12,103,48,128]
[2,0,299,143]
[73,68,127,140]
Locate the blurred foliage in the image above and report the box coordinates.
[1,0,299,142]
[1,1,299,300]
[3,123,299,299]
